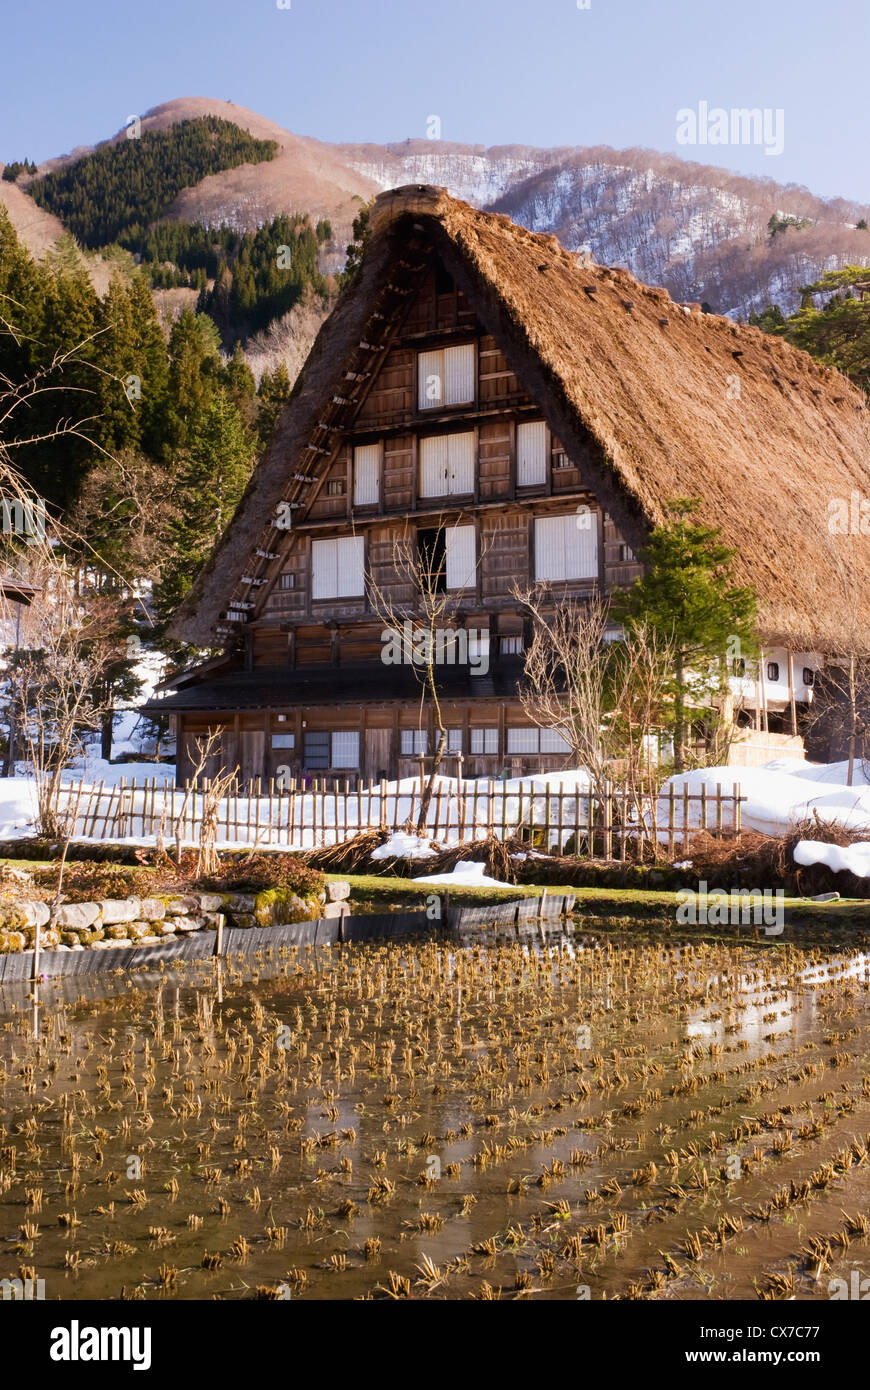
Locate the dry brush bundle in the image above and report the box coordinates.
[687,815,870,896]
[304,829,392,874]
[421,834,524,885]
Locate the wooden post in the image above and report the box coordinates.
[668,783,676,859]
[68,777,86,844]
[758,650,769,734]
[215,912,224,959]
[31,917,41,982]
[82,779,98,840]
[96,780,108,840]
[734,783,742,842]
[787,649,798,737]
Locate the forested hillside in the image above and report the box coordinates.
[750,268,870,392]
[0,206,297,629]
[18,119,334,349]
[140,213,333,344]
[28,117,279,248]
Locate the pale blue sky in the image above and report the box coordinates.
[3,0,869,202]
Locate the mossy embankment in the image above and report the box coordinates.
[330,873,870,943]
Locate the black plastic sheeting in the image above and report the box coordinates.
[0,912,430,982]
[0,897,575,983]
[448,894,575,929]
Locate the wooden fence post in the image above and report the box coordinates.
[31,918,41,982]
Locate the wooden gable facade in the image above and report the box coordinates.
[155,185,870,785]
[157,241,641,784]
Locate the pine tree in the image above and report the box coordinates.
[127,272,170,457]
[164,309,223,449]
[338,200,373,291]
[0,206,43,380]
[94,275,144,453]
[613,499,758,770]
[226,341,255,395]
[256,360,291,440]
[14,232,100,508]
[154,387,254,624]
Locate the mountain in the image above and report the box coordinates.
[334,138,870,317]
[6,97,870,319]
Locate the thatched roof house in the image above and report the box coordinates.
[156,185,870,783]
[174,184,870,653]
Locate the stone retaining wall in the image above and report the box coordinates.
[0,882,351,954]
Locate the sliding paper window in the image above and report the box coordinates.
[419,433,475,498]
[534,513,598,582]
[417,344,475,409]
[353,444,379,506]
[311,536,365,599]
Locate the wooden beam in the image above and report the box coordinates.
[233,261,433,621]
[787,649,798,736]
[352,399,540,441]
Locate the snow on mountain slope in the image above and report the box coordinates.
[339,139,870,316]
[337,139,558,207]
[18,100,870,319]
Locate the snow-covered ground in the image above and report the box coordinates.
[0,767,593,848]
[2,754,870,856]
[658,760,870,837]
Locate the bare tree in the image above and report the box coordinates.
[5,557,118,837]
[803,652,870,786]
[367,520,489,832]
[514,586,675,852]
[0,307,161,791]
[513,589,613,784]
[170,730,238,874]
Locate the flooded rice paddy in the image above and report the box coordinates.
[2,928,870,1301]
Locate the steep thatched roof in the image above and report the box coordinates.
[172,184,870,650]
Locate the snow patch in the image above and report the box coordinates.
[793,839,870,878]
[412,860,511,888]
[371,832,437,861]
